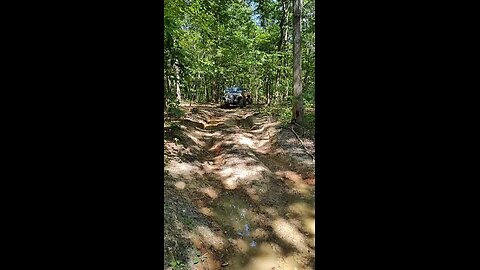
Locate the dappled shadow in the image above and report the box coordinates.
[164,105,315,270]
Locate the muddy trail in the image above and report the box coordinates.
[164,104,315,270]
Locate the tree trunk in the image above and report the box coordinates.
[284,68,289,100]
[165,75,170,96]
[274,69,280,103]
[283,14,289,101]
[265,75,270,105]
[217,80,221,105]
[212,80,217,103]
[174,62,182,103]
[274,0,286,104]
[164,75,168,112]
[196,87,199,103]
[196,74,201,103]
[292,0,304,123]
[268,77,272,104]
[166,70,171,94]
[255,82,258,104]
[205,76,209,102]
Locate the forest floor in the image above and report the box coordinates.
[164,103,315,270]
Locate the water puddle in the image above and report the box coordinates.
[208,193,264,265]
[208,193,306,269]
[208,189,316,269]
[210,193,255,238]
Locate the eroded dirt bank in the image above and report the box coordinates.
[164,104,315,270]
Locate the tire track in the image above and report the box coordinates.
[164,105,315,270]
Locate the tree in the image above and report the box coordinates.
[163,0,314,114]
[292,0,304,123]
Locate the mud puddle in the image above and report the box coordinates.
[210,193,256,241]
[208,192,302,270]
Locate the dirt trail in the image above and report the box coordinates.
[164,104,315,270]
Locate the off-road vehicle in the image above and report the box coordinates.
[221,86,252,108]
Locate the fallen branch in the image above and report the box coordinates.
[291,122,307,136]
[291,126,315,161]
[293,122,304,129]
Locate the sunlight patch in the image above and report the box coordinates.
[277,170,312,194]
[196,225,225,250]
[238,136,254,147]
[214,154,273,189]
[232,238,249,254]
[165,161,201,180]
[222,177,238,189]
[272,218,310,253]
[276,170,303,183]
[200,187,218,199]
[209,141,223,152]
[288,202,315,217]
[245,187,259,201]
[199,207,214,217]
[240,242,284,270]
[174,181,186,190]
[303,217,315,236]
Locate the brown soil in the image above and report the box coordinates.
[164,104,315,270]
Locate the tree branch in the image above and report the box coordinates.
[290,126,315,161]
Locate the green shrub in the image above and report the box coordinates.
[167,106,185,118]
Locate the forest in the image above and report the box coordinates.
[164,0,316,269]
[164,0,315,125]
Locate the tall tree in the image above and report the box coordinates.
[164,0,314,112]
[292,0,304,123]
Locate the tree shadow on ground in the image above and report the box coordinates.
[164,106,315,269]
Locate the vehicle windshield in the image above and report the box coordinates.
[225,87,242,94]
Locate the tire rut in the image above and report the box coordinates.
[165,105,315,270]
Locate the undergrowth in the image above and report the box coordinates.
[164,101,185,166]
[261,102,315,138]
